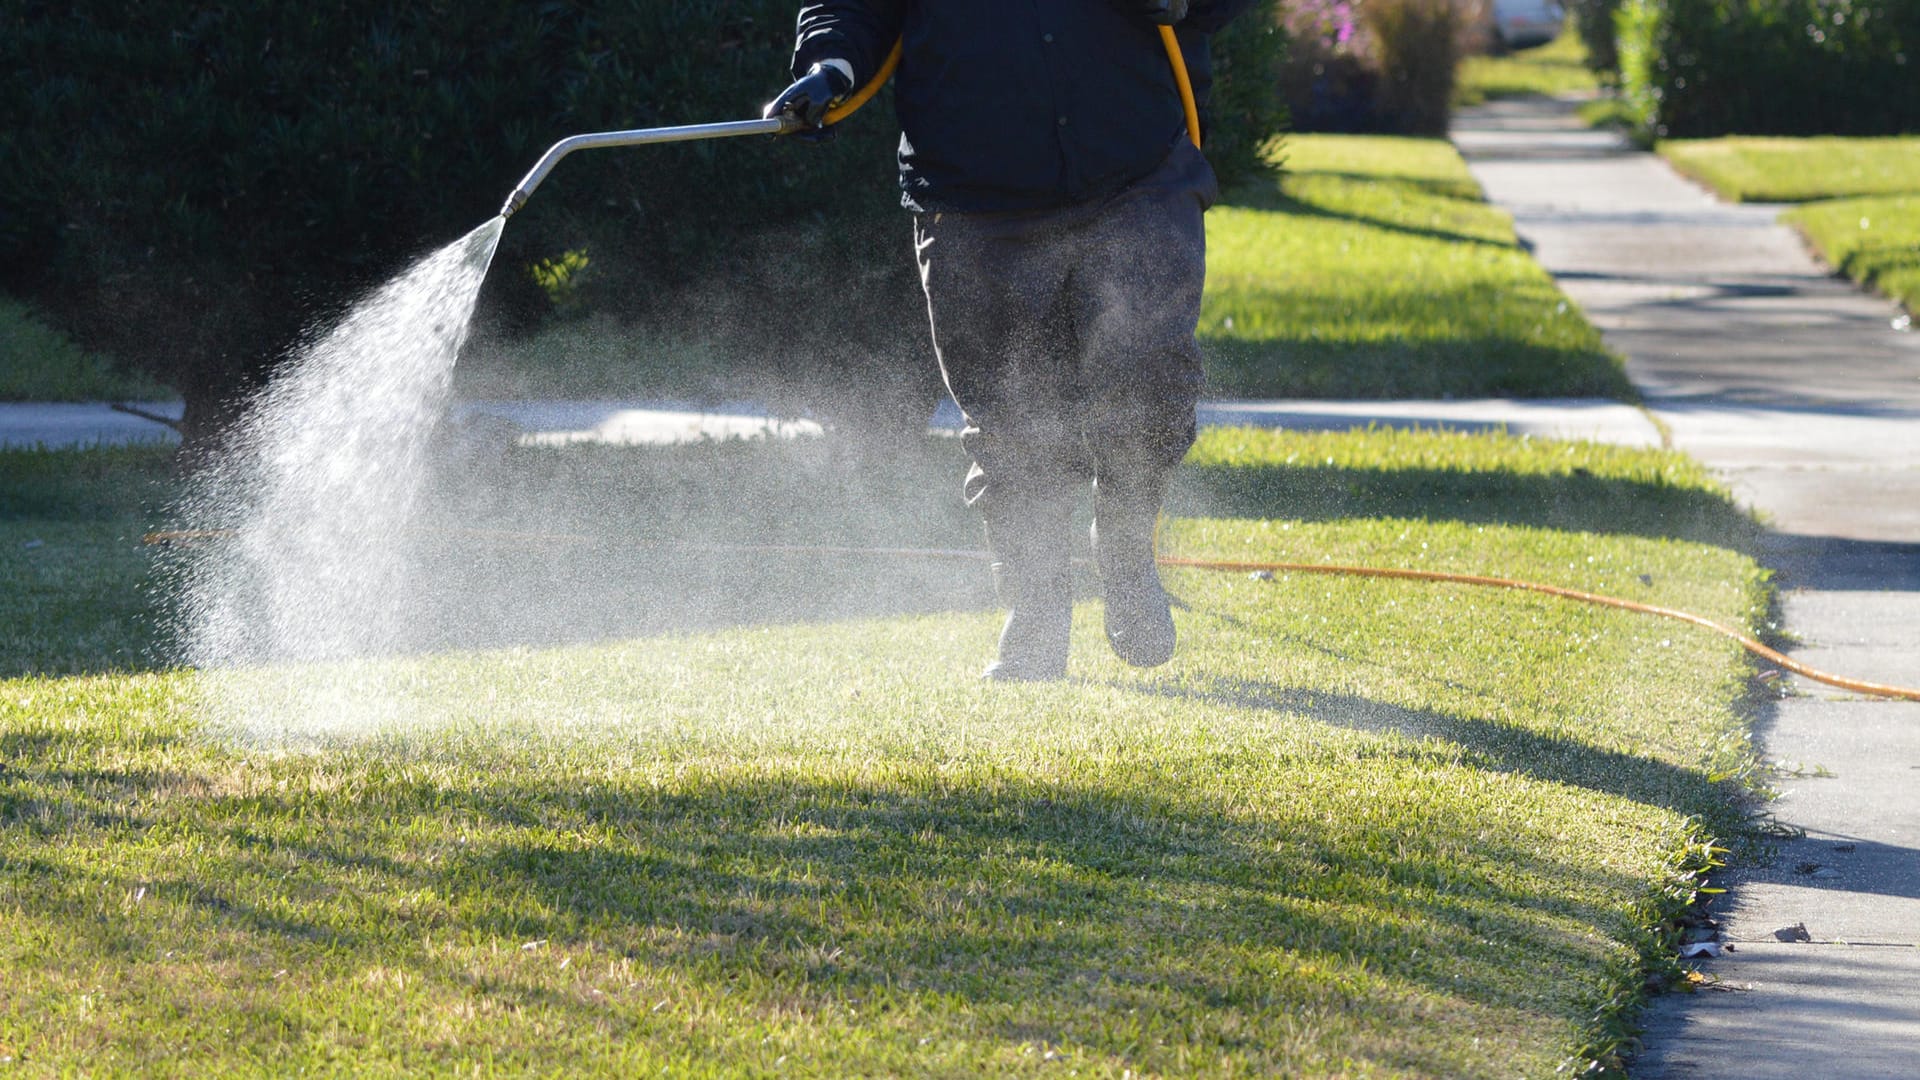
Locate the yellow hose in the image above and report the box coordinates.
[814,31,1203,152]
[822,39,903,127]
[1158,25,1204,149]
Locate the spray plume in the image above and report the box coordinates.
[169,218,505,742]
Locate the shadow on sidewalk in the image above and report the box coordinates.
[1758,535,1920,593]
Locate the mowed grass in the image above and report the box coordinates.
[1202,136,1633,399]
[1,429,1767,1076]
[0,447,177,676]
[1653,136,1920,313]
[0,296,172,403]
[1659,137,1920,204]
[1455,31,1599,107]
[1784,195,1920,314]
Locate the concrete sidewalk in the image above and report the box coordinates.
[1,396,1664,451]
[0,400,827,451]
[0,401,185,449]
[1454,97,1920,1078]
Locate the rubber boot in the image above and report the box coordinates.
[1091,484,1176,668]
[979,502,1074,682]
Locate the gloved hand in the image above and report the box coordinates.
[1136,0,1190,24]
[763,62,854,132]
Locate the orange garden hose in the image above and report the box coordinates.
[143,530,1920,702]
[1154,555,1920,703]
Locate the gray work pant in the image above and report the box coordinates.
[912,140,1216,523]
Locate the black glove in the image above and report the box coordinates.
[1137,0,1190,24]
[764,62,854,132]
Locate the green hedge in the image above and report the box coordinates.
[1204,2,1291,187]
[0,2,900,439]
[1565,0,1623,77]
[1618,0,1920,139]
[0,4,1284,443]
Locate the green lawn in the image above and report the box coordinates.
[0,126,1764,1075]
[1202,136,1632,399]
[1659,137,1920,204]
[1783,195,1920,315]
[0,296,173,403]
[3,425,1768,1076]
[1651,136,1920,314]
[1455,31,1600,107]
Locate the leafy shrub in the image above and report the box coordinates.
[1367,0,1472,135]
[1565,0,1624,77]
[0,4,1287,447]
[0,2,907,444]
[1283,1,1377,132]
[1283,0,1477,135]
[1618,0,1920,139]
[1207,1,1294,188]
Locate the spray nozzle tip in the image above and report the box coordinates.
[500,190,529,218]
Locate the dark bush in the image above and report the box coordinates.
[1282,0,1473,135]
[1205,1,1294,188]
[0,1,901,444]
[1618,0,1920,139]
[1565,0,1623,77]
[0,3,1286,448]
[1366,0,1468,135]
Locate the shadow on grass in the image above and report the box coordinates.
[1216,178,1503,250]
[1200,333,1634,400]
[1120,675,1727,815]
[1170,460,1763,551]
[4,714,1669,1073]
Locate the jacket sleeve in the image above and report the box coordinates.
[1184,0,1259,34]
[792,1,906,85]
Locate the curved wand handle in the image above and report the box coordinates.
[501,115,801,217]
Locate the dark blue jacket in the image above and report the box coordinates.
[791,1,1255,212]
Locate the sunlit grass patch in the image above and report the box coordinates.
[1660,137,1920,204]
[1202,135,1632,399]
[1456,31,1600,107]
[1657,137,1919,314]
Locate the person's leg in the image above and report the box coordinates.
[1071,141,1213,667]
[914,210,1085,680]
